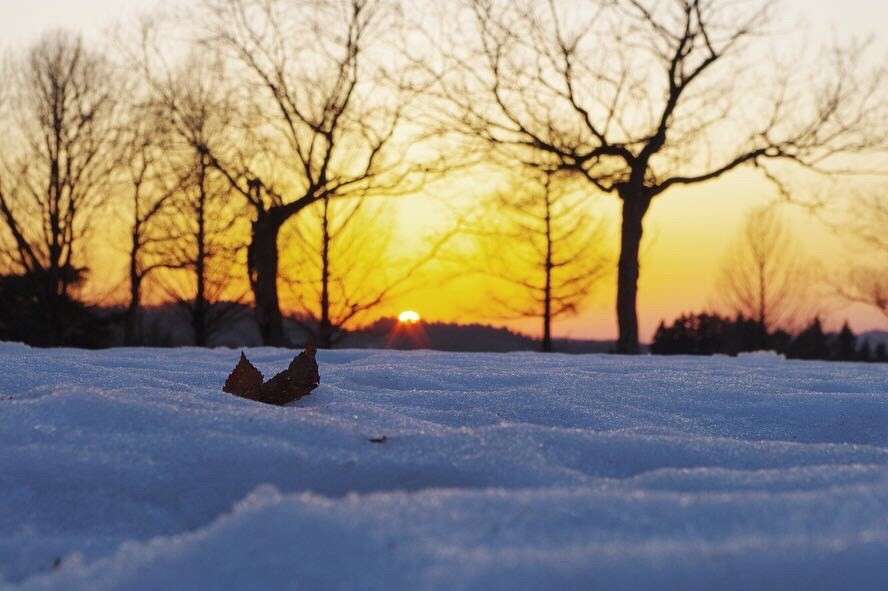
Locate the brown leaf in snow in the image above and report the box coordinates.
[223,346,319,406]
[223,352,263,398]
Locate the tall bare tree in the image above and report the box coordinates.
[118,112,184,345]
[0,32,122,343]
[419,0,886,352]
[835,191,888,318]
[155,151,244,346]
[716,206,811,340]
[136,52,247,346]
[282,196,453,348]
[120,17,253,346]
[473,173,609,352]
[283,197,391,348]
[171,0,424,346]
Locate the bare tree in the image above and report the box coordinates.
[418,0,886,352]
[166,0,425,347]
[284,197,390,348]
[716,206,812,341]
[124,29,252,347]
[473,173,609,352]
[118,112,183,345]
[835,191,888,318]
[0,32,122,344]
[154,150,245,346]
[144,60,246,346]
[282,196,452,348]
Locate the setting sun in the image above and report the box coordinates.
[398,310,421,324]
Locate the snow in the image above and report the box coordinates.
[1,343,887,590]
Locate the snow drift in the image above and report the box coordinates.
[1,344,886,590]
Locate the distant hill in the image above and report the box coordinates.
[340,318,614,354]
[99,304,614,353]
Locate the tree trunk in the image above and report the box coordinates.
[318,197,333,349]
[194,176,209,347]
[124,228,142,346]
[193,258,208,347]
[756,261,768,349]
[542,195,553,353]
[193,300,208,347]
[542,267,552,352]
[124,274,142,346]
[248,211,289,347]
[318,309,333,349]
[542,312,552,353]
[616,191,651,354]
[42,277,62,347]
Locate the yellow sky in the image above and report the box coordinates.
[393,169,886,340]
[4,0,887,340]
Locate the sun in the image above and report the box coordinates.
[398,310,421,324]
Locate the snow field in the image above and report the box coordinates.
[1,344,886,590]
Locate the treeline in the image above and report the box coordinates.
[0,1,886,353]
[0,271,110,348]
[652,313,886,363]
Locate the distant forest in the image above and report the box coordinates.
[2,299,884,363]
[652,313,887,363]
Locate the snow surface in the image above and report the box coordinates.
[1,343,887,590]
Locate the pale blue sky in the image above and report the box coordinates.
[1,0,887,45]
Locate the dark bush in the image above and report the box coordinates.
[652,312,882,363]
[0,270,110,348]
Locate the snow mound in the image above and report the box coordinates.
[1,345,887,590]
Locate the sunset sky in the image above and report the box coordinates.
[3,1,887,341]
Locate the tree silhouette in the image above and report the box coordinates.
[651,312,876,361]
[716,206,812,341]
[117,110,184,345]
[282,195,458,348]
[153,151,245,347]
[134,49,248,346]
[171,0,425,346]
[651,312,733,356]
[834,191,887,318]
[472,173,609,352]
[831,321,857,362]
[857,339,873,363]
[788,317,829,360]
[0,32,123,344]
[419,0,886,353]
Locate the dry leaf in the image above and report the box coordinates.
[223,352,263,398]
[223,346,319,406]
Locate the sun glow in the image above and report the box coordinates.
[398,310,421,324]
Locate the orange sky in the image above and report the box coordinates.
[392,170,887,340]
[4,0,887,341]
